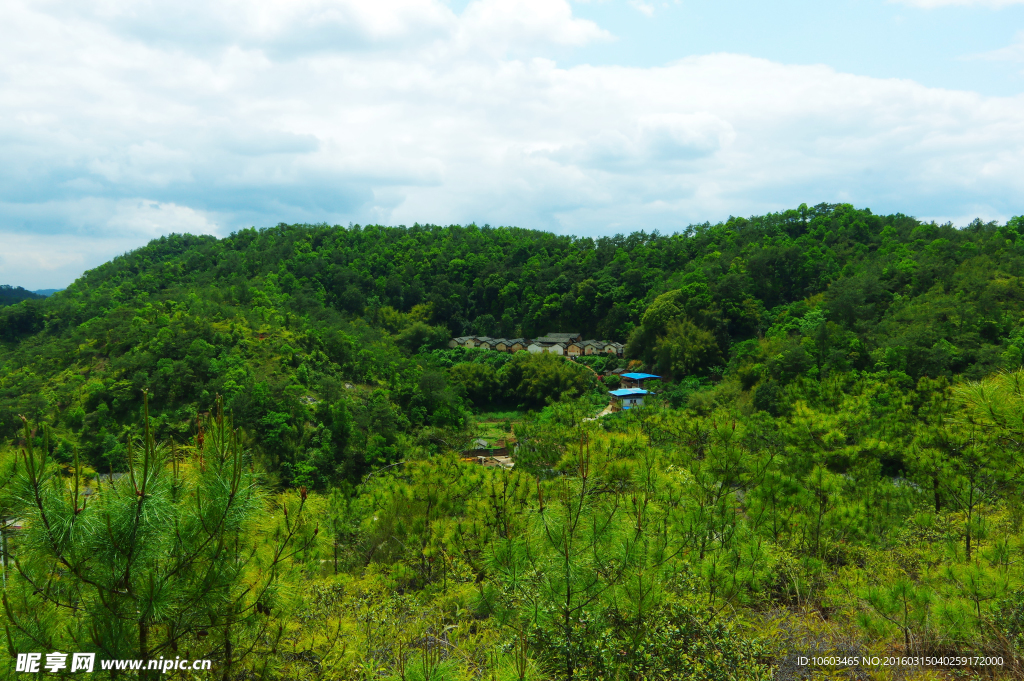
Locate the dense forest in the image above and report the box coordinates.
[0,286,44,307]
[2,203,1024,679]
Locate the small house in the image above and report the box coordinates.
[582,340,605,355]
[609,388,648,410]
[449,336,474,348]
[527,342,566,355]
[505,338,527,352]
[566,342,583,357]
[461,438,515,469]
[621,372,660,389]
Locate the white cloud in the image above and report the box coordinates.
[1,0,1023,288]
[629,0,656,17]
[969,30,1024,61]
[0,198,224,289]
[459,0,611,53]
[105,200,224,238]
[51,0,458,52]
[0,230,169,291]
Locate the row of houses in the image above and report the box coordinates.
[449,332,625,357]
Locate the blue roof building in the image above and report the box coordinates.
[620,372,661,389]
[609,388,649,410]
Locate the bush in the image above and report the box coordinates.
[501,352,596,409]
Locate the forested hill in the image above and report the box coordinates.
[8,203,1024,678]
[1,203,1023,485]
[0,285,44,306]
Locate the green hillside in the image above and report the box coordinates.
[3,203,1024,678]
[0,284,44,307]
[3,204,1024,483]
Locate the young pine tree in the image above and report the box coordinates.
[2,394,316,680]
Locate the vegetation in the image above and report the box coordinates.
[1,203,1024,678]
[0,286,43,308]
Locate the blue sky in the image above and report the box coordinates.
[1,0,1023,289]
[563,0,1024,95]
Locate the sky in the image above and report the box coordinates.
[1,0,1023,289]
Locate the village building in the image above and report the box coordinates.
[609,388,648,410]
[448,332,620,356]
[528,341,566,355]
[621,372,660,389]
[461,438,515,469]
[598,341,624,357]
[534,332,582,344]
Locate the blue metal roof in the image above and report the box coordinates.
[609,389,649,397]
[621,373,660,381]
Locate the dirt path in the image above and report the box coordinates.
[584,404,615,422]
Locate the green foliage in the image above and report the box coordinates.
[4,207,1024,487]
[2,398,316,678]
[0,286,44,307]
[396,321,450,354]
[4,207,1024,678]
[653,318,722,380]
[994,586,1024,657]
[500,352,597,409]
[449,362,501,407]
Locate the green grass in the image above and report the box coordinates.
[471,410,524,443]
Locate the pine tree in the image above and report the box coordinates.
[2,394,316,680]
[488,430,634,679]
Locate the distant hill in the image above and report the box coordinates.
[0,285,44,306]
[32,289,62,297]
